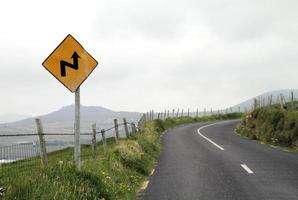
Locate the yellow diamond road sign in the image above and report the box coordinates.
[42,34,98,92]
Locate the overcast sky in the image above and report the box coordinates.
[0,0,298,116]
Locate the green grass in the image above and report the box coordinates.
[0,113,243,200]
[0,122,161,200]
[236,103,298,149]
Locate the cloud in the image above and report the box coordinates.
[93,0,189,40]
[0,0,298,115]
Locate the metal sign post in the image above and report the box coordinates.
[74,87,80,170]
[42,34,98,170]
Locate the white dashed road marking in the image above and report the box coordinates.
[241,164,254,174]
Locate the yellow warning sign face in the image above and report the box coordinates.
[42,34,98,92]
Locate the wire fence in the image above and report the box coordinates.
[0,116,146,194]
[144,91,298,121]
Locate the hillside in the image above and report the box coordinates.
[3,105,141,127]
[0,113,29,123]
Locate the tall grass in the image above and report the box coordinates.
[0,122,161,200]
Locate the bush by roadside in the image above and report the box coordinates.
[236,105,298,149]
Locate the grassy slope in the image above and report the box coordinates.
[1,122,161,200]
[236,103,298,150]
[0,113,243,200]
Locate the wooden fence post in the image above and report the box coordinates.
[181,109,184,117]
[164,110,167,120]
[204,108,206,116]
[196,108,198,117]
[275,96,279,106]
[92,124,97,159]
[160,112,163,120]
[35,118,48,167]
[123,118,129,138]
[254,98,258,109]
[172,109,175,117]
[131,123,137,134]
[101,129,107,153]
[114,119,120,139]
[138,114,146,132]
[176,108,180,117]
[291,91,294,110]
[268,95,271,106]
[267,96,271,106]
[167,110,170,118]
[279,94,284,109]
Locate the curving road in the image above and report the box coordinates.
[141,120,298,200]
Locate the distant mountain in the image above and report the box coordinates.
[0,105,142,145]
[231,89,298,112]
[1,105,142,133]
[0,114,29,123]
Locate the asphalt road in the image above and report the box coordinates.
[141,120,298,200]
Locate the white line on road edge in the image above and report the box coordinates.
[197,123,225,151]
[140,180,149,191]
[241,164,254,174]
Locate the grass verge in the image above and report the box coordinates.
[0,122,161,200]
[236,104,298,151]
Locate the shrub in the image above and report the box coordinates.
[237,105,298,147]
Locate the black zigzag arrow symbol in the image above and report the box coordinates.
[60,52,80,77]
